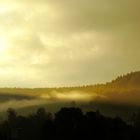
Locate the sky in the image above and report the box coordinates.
[0,0,140,87]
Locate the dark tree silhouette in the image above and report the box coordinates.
[0,107,140,140]
[7,108,17,122]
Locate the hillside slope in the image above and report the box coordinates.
[0,71,139,111]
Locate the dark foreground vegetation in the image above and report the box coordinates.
[0,107,140,140]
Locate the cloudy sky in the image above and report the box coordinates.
[0,0,140,87]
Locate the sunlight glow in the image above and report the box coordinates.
[0,38,8,53]
[40,92,95,101]
[0,3,18,14]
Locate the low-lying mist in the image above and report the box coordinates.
[0,87,139,112]
[0,87,140,122]
[0,90,106,111]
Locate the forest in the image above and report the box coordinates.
[0,107,140,140]
[0,72,139,139]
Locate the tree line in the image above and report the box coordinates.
[0,107,140,140]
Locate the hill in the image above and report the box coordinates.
[0,71,140,121]
[0,71,140,105]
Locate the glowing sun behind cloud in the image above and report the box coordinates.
[0,0,139,87]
